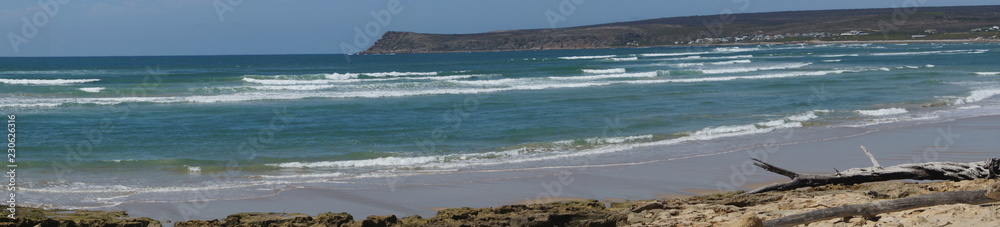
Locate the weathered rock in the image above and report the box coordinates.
[360,215,397,227]
[727,213,763,227]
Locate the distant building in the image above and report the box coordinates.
[971,27,996,32]
[841,30,869,36]
[912,35,927,38]
[924,29,939,34]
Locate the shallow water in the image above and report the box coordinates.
[4,43,1000,208]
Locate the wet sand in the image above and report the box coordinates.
[104,114,1000,222]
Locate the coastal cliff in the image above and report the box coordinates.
[360,5,1000,54]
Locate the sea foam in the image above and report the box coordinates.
[626,70,847,84]
[709,59,752,65]
[79,87,106,93]
[582,68,627,74]
[816,54,859,57]
[857,108,908,116]
[558,55,616,60]
[360,71,438,77]
[641,52,709,57]
[550,72,658,80]
[0,78,100,85]
[699,62,812,74]
[609,57,638,61]
[959,89,1000,104]
[270,110,824,171]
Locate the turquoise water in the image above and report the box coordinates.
[4,43,1000,208]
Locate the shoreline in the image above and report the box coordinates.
[66,113,1000,224]
[21,179,1000,226]
[358,38,1000,55]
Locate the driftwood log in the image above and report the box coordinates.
[763,183,1000,226]
[746,147,1000,194]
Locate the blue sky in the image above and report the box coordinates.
[0,0,996,57]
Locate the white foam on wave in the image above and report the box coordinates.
[550,72,658,80]
[243,74,489,85]
[822,59,842,62]
[271,110,825,171]
[709,59,752,65]
[670,60,750,67]
[957,89,1000,104]
[243,78,339,85]
[0,70,106,75]
[610,57,638,61]
[242,73,358,84]
[661,55,754,61]
[869,49,988,56]
[186,166,201,175]
[974,72,1000,76]
[580,135,654,145]
[360,71,437,77]
[699,62,813,74]
[275,156,442,168]
[856,108,908,116]
[5,67,848,109]
[558,55,616,60]
[705,55,754,60]
[324,73,360,80]
[670,56,703,60]
[0,78,100,85]
[582,68,626,74]
[670,62,704,67]
[250,85,338,91]
[0,103,62,108]
[641,52,709,57]
[79,87,105,93]
[628,70,846,84]
[255,172,347,179]
[7,80,617,108]
[816,54,859,57]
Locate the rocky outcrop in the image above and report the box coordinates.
[172,201,626,227]
[0,208,161,227]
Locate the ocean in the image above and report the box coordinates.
[4,43,1000,209]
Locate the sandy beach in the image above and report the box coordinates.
[72,113,997,225]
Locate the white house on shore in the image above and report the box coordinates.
[840,30,869,36]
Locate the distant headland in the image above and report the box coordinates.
[360,5,1000,55]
